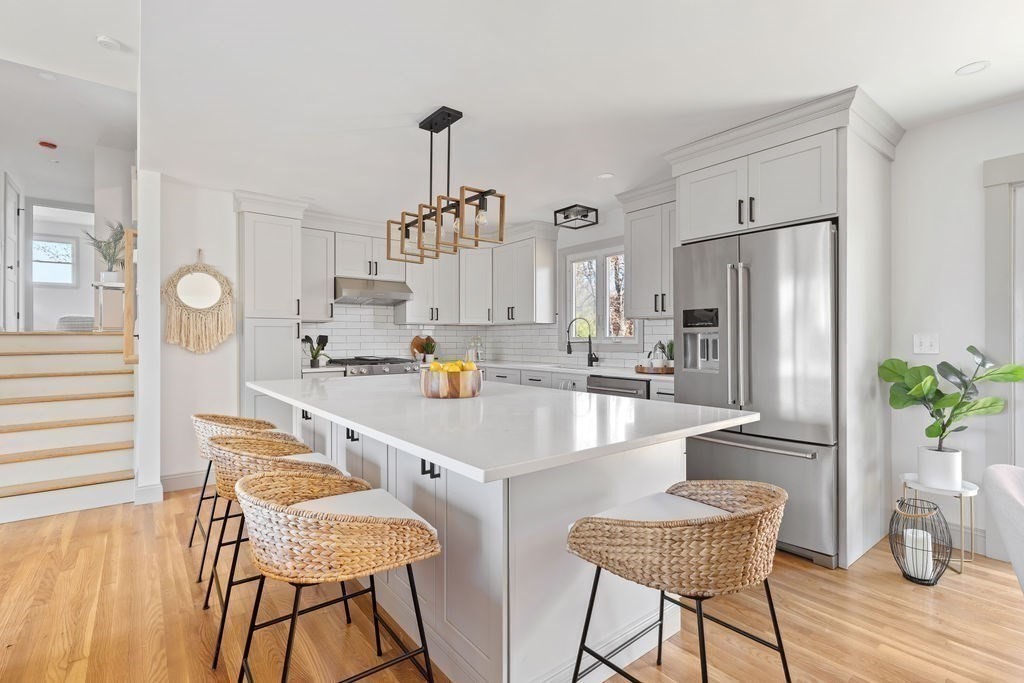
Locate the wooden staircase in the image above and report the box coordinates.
[0,332,135,523]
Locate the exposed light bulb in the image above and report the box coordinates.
[475,210,488,228]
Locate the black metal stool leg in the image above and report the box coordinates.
[695,598,708,683]
[204,499,231,609]
[406,565,434,683]
[369,575,383,657]
[237,575,265,683]
[211,511,246,668]
[188,461,213,547]
[656,590,666,666]
[572,566,602,682]
[281,584,304,683]
[197,491,219,583]
[764,580,791,683]
[340,580,352,624]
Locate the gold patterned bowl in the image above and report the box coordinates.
[420,369,482,399]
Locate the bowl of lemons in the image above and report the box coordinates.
[420,360,482,399]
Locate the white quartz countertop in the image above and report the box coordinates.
[248,374,756,483]
[480,360,676,384]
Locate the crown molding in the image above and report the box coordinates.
[302,210,380,236]
[664,86,904,175]
[615,178,675,213]
[233,191,307,219]
[505,220,559,243]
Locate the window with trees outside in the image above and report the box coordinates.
[565,243,639,350]
[32,236,77,286]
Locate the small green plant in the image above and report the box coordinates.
[665,340,674,361]
[83,221,126,272]
[878,345,1024,451]
[423,338,437,355]
[302,335,330,361]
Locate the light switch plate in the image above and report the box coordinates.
[914,333,939,355]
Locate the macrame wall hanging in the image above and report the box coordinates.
[162,251,235,353]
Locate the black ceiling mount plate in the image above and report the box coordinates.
[419,106,463,133]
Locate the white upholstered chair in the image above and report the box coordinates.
[984,464,1024,593]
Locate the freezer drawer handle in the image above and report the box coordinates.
[690,435,817,460]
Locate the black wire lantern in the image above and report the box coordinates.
[888,497,953,586]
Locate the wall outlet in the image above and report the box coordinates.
[913,333,939,355]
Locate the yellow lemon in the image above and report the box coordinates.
[455,360,466,369]
[442,362,461,373]
[463,361,477,371]
[429,361,443,372]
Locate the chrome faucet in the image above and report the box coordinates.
[566,317,599,367]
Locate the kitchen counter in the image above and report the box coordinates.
[480,360,676,384]
[248,374,757,683]
[248,374,752,482]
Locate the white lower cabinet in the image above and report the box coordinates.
[295,408,331,455]
[551,372,584,392]
[485,368,521,384]
[651,383,676,402]
[241,318,300,428]
[520,370,552,388]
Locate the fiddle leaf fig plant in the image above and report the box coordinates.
[878,345,1024,451]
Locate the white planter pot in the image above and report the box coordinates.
[651,359,666,369]
[100,270,122,283]
[667,360,675,368]
[424,354,435,364]
[917,446,962,491]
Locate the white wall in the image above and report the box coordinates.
[891,95,1024,543]
[159,177,238,485]
[31,216,94,329]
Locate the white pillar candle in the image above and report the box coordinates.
[904,528,933,580]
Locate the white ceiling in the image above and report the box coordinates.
[0,58,136,204]
[0,0,138,92]
[140,0,1024,224]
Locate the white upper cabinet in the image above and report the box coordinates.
[491,238,555,325]
[746,130,837,228]
[300,228,334,321]
[240,212,302,319]
[335,232,374,278]
[459,248,493,324]
[624,203,674,319]
[372,238,407,282]
[676,131,837,242]
[434,254,459,324]
[395,256,459,325]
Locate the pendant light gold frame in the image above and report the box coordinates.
[385,219,424,265]
[459,186,506,246]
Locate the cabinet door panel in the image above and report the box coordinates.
[624,206,664,319]
[372,238,407,282]
[459,248,492,324]
[747,130,837,227]
[360,435,387,490]
[339,426,363,478]
[242,318,300,423]
[388,450,439,615]
[301,228,334,321]
[335,233,374,278]
[434,255,460,324]
[520,371,552,388]
[397,260,434,324]
[677,157,747,242]
[492,243,515,324]
[511,240,535,323]
[243,213,301,318]
[660,204,676,318]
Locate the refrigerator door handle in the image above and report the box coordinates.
[726,263,736,405]
[737,261,749,407]
[690,434,817,460]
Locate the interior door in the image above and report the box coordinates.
[673,236,738,409]
[3,176,20,331]
[624,206,663,318]
[738,221,836,444]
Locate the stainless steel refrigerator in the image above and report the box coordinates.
[673,220,838,568]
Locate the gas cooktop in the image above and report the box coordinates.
[326,356,415,366]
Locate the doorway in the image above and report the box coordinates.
[2,174,21,331]
[25,201,96,331]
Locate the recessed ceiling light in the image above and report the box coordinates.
[37,72,57,81]
[597,173,615,180]
[955,60,991,76]
[96,34,123,51]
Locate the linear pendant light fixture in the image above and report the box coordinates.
[386,106,506,263]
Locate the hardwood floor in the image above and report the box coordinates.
[0,489,1022,682]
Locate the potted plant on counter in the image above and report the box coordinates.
[302,335,330,368]
[666,340,675,369]
[84,221,126,283]
[423,338,437,364]
[878,345,1024,490]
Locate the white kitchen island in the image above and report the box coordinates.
[248,374,757,683]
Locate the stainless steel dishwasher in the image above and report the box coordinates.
[586,375,650,399]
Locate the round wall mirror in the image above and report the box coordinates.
[175,271,222,309]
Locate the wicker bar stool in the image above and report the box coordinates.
[203,435,344,669]
[567,480,790,683]
[189,414,291,582]
[235,471,442,683]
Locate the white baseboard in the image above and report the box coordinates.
[133,482,164,505]
[161,469,208,493]
[949,521,987,557]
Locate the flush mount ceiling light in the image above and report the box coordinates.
[385,106,506,263]
[96,34,123,51]
[554,204,599,230]
[955,60,991,76]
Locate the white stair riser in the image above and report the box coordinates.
[0,354,126,374]
[0,421,134,454]
[0,397,135,423]
[0,373,134,398]
[0,335,122,353]
[0,479,135,523]
[1,450,134,486]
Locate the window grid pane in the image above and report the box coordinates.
[32,238,76,284]
[606,253,634,338]
[571,258,598,338]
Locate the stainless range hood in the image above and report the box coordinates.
[334,277,413,306]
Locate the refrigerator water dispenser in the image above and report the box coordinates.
[681,308,720,371]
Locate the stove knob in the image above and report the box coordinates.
[359,368,368,375]
[382,367,390,373]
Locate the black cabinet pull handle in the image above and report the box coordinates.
[297,298,301,315]
[487,307,491,322]
[420,459,441,479]
[654,294,659,313]
[511,306,515,320]
[330,303,334,318]
[375,261,379,276]
[738,198,744,225]
[749,197,755,222]
[661,293,666,312]
[528,378,542,382]
[345,428,359,442]
[296,322,300,339]
[301,410,311,420]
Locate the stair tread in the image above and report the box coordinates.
[0,369,134,380]
[0,350,122,356]
[0,415,134,434]
[0,391,135,406]
[0,440,135,465]
[0,469,134,498]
